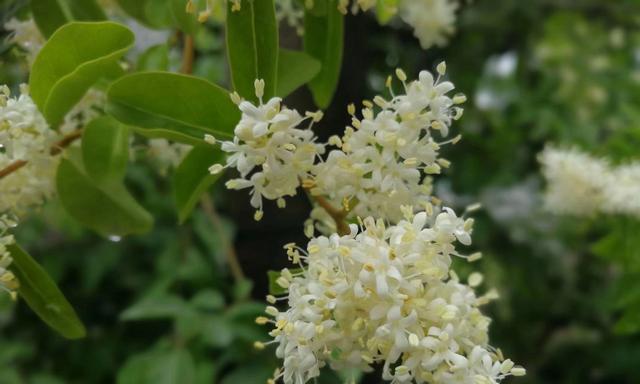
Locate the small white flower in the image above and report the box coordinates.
[0,216,18,298]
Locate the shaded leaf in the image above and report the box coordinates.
[8,244,86,339]
[276,49,321,97]
[173,146,224,224]
[82,116,130,185]
[30,0,106,37]
[56,153,153,237]
[304,1,344,108]
[120,294,188,321]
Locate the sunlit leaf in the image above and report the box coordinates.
[107,72,240,145]
[29,22,133,127]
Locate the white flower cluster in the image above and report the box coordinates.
[209,66,463,227]
[0,85,59,216]
[207,80,324,220]
[399,0,459,49]
[257,208,524,384]
[4,18,45,64]
[309,64,464,230]
[539,146,640,217]
[0,216,18,298]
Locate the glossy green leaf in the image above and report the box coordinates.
[56,154,153,237]
[30,0,106,37]
[29,22,134,127]
[8,244,86,339]
[82,116,130,185]
[276,49,321,97]
[114,0,173,28]
[137,44,170,71]
[106,72,240,145]
[225,0,278,101]
[304,1,344,108]
[173,146,224,224]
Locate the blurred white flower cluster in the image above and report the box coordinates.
[399,0,459,49]
[222,0,458,49]
[0,216,18,298]
[210,66,464,226]
[146,138,191,176]
[208,80,324,220]
[4,18,45,64]
[0,85,59,216]
[539,146,640,217]
[258,209,524,384]
[276,0,305,34]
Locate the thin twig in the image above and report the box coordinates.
[0,129,83,180]
[303,186,351,236]
[200,194,245,282]
[180,34,195,75]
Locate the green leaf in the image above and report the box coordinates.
[276,49,321,97]
[56,153,153,237]
[614,309,640,334]
[225,0,279,101]
[304,1,344,108]
[190,289,225,311]
[171,0,198,35]
[82,116,130,185]
[120,294,188,321]
[30,0,106,37]
[118,347,195,384]
[106,72,240,145]
[29,22,134,127]
[114,0,148,25]
[376,0,399,25]
[173,146,224,223]
[8,244,86,339]
[137,44,170,71]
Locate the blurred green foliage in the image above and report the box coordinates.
[2,0,640,383]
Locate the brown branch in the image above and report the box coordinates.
[50,130,83,155]
[0,130,83,180]
[200,194,245,282]
[304,186,351,236]
[180,34,195,75]
[0,160,27,179]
